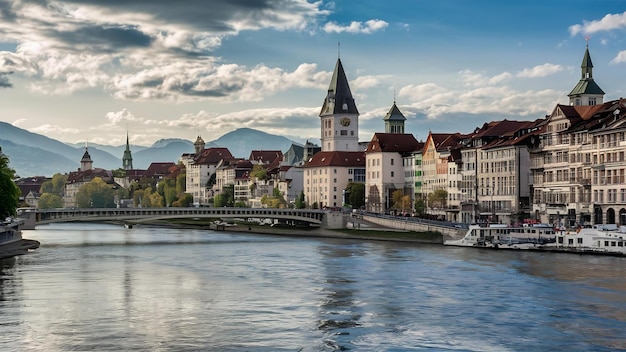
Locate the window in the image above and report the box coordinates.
[391,159,394,166]
[340,130,348,136]
[391,171,394,177]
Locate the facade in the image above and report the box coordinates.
[303,151,365,208]
[365,133,422,214]
[182,141,234,205]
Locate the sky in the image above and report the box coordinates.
[1,1,626,147]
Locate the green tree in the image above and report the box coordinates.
[38,193,63,209]
[171,193,193,207]
[0,151,19,217]
[428,189,448,209]
[214,184,234,207]
[259,187,286,208]
[294,190,306,209]
[76,177,116,208]
[392,190,411,211]
[346,183,365,210]
[176,173,186,195]
[249,164,268,180]
[414,196,426,217]
[149,192,164,208]
[40,173,67,196]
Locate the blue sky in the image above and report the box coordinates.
[1,0,625,147]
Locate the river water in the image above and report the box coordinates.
[1,223,626,351]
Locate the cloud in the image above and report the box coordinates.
[397,70,562,120]
[569,11,626,36]
[323,19,388,34]
[516,63,563,78]
[0,0,330,98]
[610,50,626,64]
[30,124,81,135]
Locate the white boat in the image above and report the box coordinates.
[544,225,626,255]
[0,218,40,259]
[444,223,556,248]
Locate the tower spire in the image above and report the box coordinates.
[568,42,604,106]
[122,129,133,170]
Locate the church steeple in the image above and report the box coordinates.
[80,144,93,171]
[568,44,605,106]
[194,135,205,155]
[122,131,133,170]
[383,100,406,134]
[319,57,360,152]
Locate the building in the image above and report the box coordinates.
[64,147,115,207]
[182,137,234,205]
[365,132,422,214]
[304,56,366,208]
[304,151,365,208]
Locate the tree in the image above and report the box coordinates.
[149,192,164,208]
[261,187,286,208]
[171,193,193,207]
[249,164,268,180]
[214,184,234,207]
[40,173,67,196]
[428,189,448,209]
[76,177,116,208]
[346,183,365,209]
[176,173,186,195]
[294,190,306,209]
[0,151,19,217]
[414,196,426,217]
[392,190,411,211]
[38,193,63,209]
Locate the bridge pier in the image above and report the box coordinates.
[17,209,37,230]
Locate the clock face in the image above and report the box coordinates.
[340,117,351,126]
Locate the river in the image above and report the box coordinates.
[1,223,625,351]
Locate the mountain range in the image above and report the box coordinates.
[0,122,300,177]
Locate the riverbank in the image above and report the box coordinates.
[132,219,444,244]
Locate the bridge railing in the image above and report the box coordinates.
[29,207,327,225]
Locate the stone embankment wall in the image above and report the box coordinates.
[361,215,465,240]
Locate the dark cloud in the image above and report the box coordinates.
[43,0,316,33]
[0,74,12,88]
[49,25,153,52]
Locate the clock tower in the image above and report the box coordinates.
[319,58,360,152]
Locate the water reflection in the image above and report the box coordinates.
[317,241,365,351]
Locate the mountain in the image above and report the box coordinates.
[0,121,120,175]
[0,122,299,177]
[209,128,295,158]
[66,142,148,158]
[132,140,195,169]
[0,138,77,177]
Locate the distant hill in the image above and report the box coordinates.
[210,128,294,158]
[0,139,77,177]
[66,142,148,158]
[0,122,299,177]
[132,140,195,169]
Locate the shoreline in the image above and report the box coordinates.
[128,220,444,245]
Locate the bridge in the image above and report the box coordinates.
[16,207,345,230]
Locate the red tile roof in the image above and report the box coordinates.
[366,133,423,154]
[249,150,283,164]
[303,151,365,168]
[194,148,234,165]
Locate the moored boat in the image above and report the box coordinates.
[0,217,40,259]
[542,225,626,256]
[444,223,556,249]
